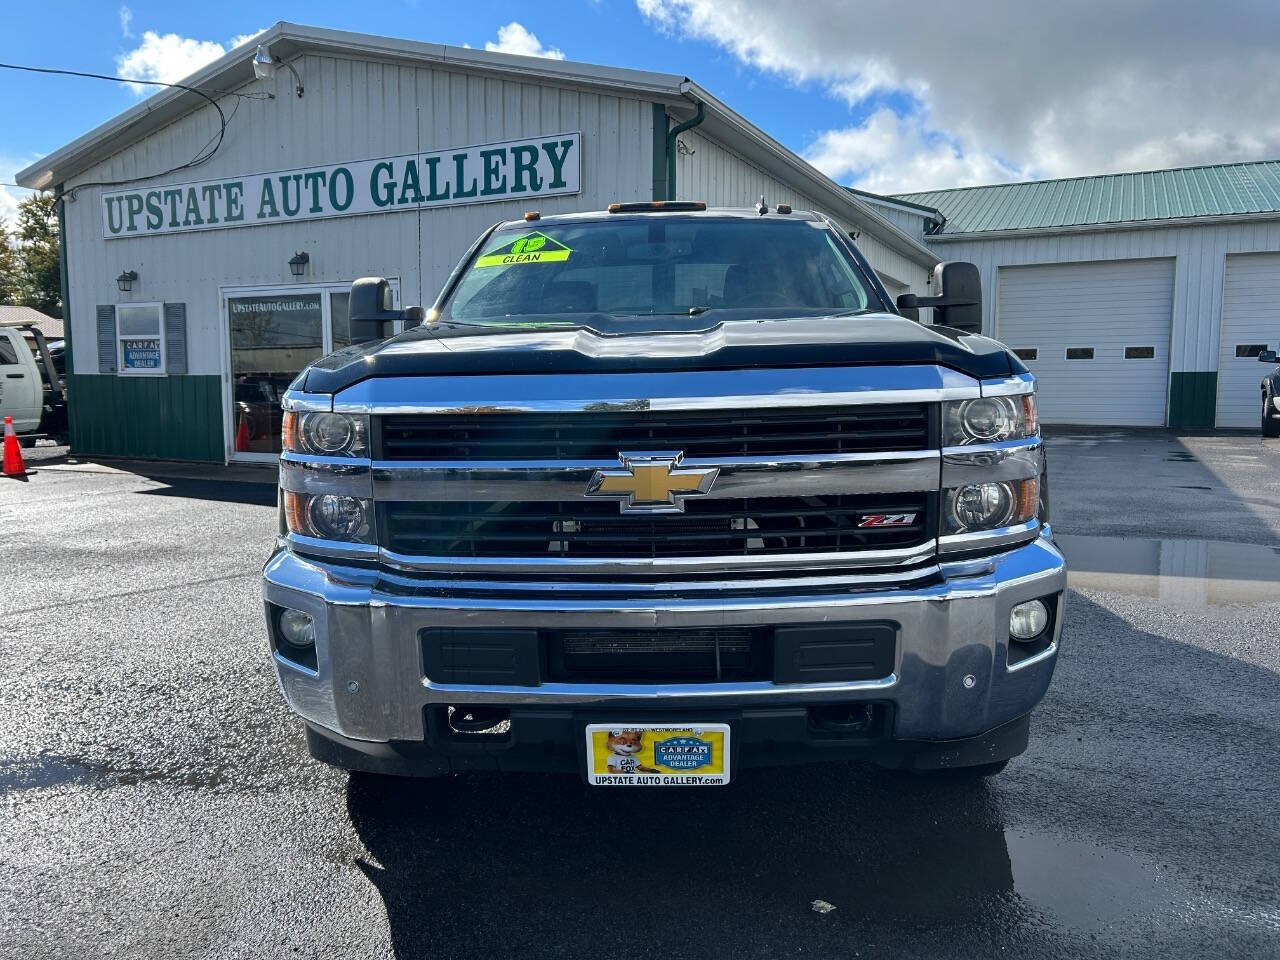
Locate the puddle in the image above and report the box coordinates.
[1059,533,1280,607]
[1006,830,1169,933]
[0,752,234,795]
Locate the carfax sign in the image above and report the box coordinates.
[100,132,581,239]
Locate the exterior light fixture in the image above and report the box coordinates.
[288,252,310,277]
[253,43,304,97]
[116,270,138,292]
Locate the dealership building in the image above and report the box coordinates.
[15,21,938,463]
[17,23,1280,462]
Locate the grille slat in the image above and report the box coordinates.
[378,404,930,460]
[380,494,933,559]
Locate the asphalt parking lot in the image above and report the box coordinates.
[2,431,1278,959]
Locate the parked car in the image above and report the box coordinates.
[1258,349,1280,436]
[0,325,66,446]
[262,202,1065,786]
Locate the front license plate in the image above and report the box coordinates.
[585,723,730,786]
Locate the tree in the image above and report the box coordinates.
[0,216,19,305]
[14,193,61,317]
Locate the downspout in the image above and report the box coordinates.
[665,101,705,201]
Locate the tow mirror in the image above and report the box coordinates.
[1257,350,1277,363]
[350,276,423,338]
[896,261,983,334]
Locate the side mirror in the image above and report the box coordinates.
[1258,350,1277,363]
[895,261,983,334]
[350,276,424,337]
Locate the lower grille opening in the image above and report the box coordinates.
[548,628,770,683]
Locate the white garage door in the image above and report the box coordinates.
[997,259,1174,426]
[1216,253,1280,428]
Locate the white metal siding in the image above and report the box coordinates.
[673,127,932,299]
[63,54,654,375]
[1216,252,1280,427]
[997,259,1174,425]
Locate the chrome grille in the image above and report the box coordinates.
[379,493,934,559]
[377,404,932,460]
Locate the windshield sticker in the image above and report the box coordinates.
[474,232,572,268]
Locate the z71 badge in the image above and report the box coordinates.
[857,513,917,528]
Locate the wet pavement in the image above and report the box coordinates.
[2,431,1279,959]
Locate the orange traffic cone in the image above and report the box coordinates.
[235,412,251,452]
[2,416,27,480]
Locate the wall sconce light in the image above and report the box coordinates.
[254,43,304,97]
[288,252,310,277]
[116,270,138,293]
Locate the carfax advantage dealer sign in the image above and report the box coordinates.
[100,132,581,239]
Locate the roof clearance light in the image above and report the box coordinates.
[524,211,541,221]
[776,204,792,214]
[607,201,707,214]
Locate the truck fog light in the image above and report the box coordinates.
[277,608,315,648]
[1009,600,1049,640]
[308,494,369,540]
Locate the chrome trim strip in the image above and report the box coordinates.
[279,456,374,496]
[938,519,1039,555]
[285,532,380,560]
[941,439,1042,486]
[980,373,1035,397]
[377,542,938,575]
[1006,641,1057,673]
[421,674,899,703]
[273,650,319,679]
[370,450,941,501]
[281,391,333,413]
[331,364,980,414]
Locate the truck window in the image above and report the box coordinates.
[443,217,880,324]
[0,334,18,366]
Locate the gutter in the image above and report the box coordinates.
[665,101,705,201]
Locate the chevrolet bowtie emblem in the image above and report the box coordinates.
[585,451,720,513]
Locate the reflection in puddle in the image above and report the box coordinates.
[1059,533,1280,607]
[1006,830,1167,933]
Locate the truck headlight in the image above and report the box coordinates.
[282,490,374,542]
[943,477,1039,534]
[944,395,1037,446]
[282,411,369,457]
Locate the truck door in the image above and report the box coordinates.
[0,328,43,433]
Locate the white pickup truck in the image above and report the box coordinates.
[0,325,67,445]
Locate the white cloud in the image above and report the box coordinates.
[0,155,41,225]
[637,0,1280,192]
[118,5,133,38]
[484,22,565,60]
[116,27,265,94]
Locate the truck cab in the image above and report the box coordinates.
[262,203,1066,785]
[0,325,60,442]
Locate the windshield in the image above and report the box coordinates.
[440,216,883,325]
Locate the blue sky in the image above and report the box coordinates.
[3,0,1278,220]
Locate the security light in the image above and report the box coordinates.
[116,270,138,293]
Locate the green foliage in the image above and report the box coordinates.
[0,216,19,306]
[12,193,62,317]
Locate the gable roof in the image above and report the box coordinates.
[895,160,1280,235]
[16,22,937,267]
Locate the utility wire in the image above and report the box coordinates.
[0,60,270,196]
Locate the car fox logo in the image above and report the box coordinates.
[857,513,917,528]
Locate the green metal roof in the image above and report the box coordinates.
[893,160,1280,234]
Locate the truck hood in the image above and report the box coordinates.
[300,312,1022,394]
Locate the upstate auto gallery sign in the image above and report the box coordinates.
[100,132,581,239]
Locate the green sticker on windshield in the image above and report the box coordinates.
[474,232,572,268]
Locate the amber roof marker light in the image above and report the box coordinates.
[607,201,707,213]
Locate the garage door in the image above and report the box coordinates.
[1216,253,1280,428]
[997,259,1174,425]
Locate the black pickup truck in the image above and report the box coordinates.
[262,203,1065,786]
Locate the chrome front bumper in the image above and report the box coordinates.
[261,532,1067,745]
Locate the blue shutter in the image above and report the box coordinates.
[96,305,117,373]
[164,302,188,374]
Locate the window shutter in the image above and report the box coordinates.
[164,302,188,374]
[96,305,117,373]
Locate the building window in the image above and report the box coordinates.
[1013,348,1038,362]
[1124,346,1155,360]
[117,302,166,375]
[1065,347,1094,360]
[1236,344,1268,358]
